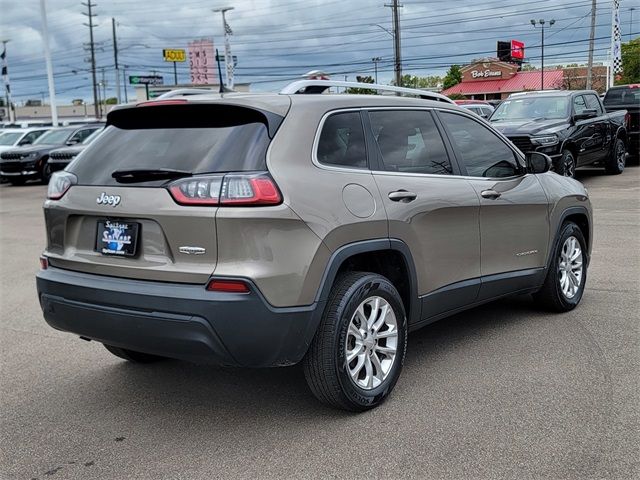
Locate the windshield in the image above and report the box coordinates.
[33,129,73,145]
[0,132,23,145]
[491,96,570,121]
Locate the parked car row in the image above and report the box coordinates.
[0,124,103,185]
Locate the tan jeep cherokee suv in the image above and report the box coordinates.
[37,81,592,411]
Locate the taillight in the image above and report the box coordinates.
[168,175,223,205]
[47,171,77,200]
[137,99,189,107]
[624,112,630,128]
[167,172,282,207]
[206,279,250,293]
[39,256,49,270]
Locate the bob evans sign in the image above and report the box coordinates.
[471,69,502,78]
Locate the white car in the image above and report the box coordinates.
[0,128,51,154]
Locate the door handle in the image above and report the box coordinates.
[481,189,501,199]
[388,190,417,202]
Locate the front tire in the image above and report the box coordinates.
[533,222,587,312]
[554,149,576,178]
[303,272,407,411]
[103,344,165,363]
[604,137,626,175]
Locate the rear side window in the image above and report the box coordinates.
[317,112,367,168]
[69,105,275,186]
[439,111,521,178]
[603,87,640,105]
[369,110,452,175]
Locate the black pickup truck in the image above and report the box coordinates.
[489,90,628,177]
[603,84,639,161]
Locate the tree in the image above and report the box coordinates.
[345,75,377,95]
[521,64,538,71]
[447,93,466,100]
[442,65,462,90]
[398,74,442,89]
[619,37,640,85]
[103,97,118,105]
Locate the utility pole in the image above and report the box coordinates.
[385,0,403,87]
[100,67,106,113]
[112,18,120,104]
[122,65,128,103]
[40,0,58,126]
[1,39,14,123]
[586,0,597,90]
[213,7,234,90]
[81,0,99,118]
[372,56,381,83]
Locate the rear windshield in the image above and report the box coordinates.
[68,105,276,186]
[603,87,640,106]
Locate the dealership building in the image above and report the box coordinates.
[441,58,608,100]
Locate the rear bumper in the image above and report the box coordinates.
[36,266,323,367]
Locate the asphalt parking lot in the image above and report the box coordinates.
[0,167,638,480]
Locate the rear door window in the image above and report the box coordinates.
[68,105,277,186]
[317,111,367,168]
[369,110,452,175]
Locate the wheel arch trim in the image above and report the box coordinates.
[313,239,421,325]
[548,206,591,268]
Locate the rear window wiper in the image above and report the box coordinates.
[111,168,193,183]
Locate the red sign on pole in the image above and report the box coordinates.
[511,40,525,60]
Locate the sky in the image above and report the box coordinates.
[1,0,639,104]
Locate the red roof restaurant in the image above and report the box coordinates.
[442,58,564,100]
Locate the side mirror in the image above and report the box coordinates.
[66,139,80,145]
[574,108,598,121]
[526,151,552,174]
[18,140,31,146]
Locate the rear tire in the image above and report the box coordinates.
[604,138,626,175]
[103,344,165,363]
[533,222,587,312]
[303,272,407,411]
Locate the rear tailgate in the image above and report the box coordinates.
[45,185,218,283]
[44,101,285,283]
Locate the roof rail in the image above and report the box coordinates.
[155,88,217,99]
[280,79,454,104]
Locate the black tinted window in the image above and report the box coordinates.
[440,111,520,178]
[573,95,587,115]
[317,112,367,168]
[369,110,452,175]
[69,123,271,186]
[584,94,603,115]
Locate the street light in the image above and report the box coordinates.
[531,19,555,90]
[372,57,382,83]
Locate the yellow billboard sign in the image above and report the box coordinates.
[163,49,186,63]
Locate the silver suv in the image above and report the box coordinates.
[36,81,592,411]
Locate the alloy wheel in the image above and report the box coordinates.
[558,236,583,299]
[616,141,626,170]
[563,153,575,177]
[345,296,398,390]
